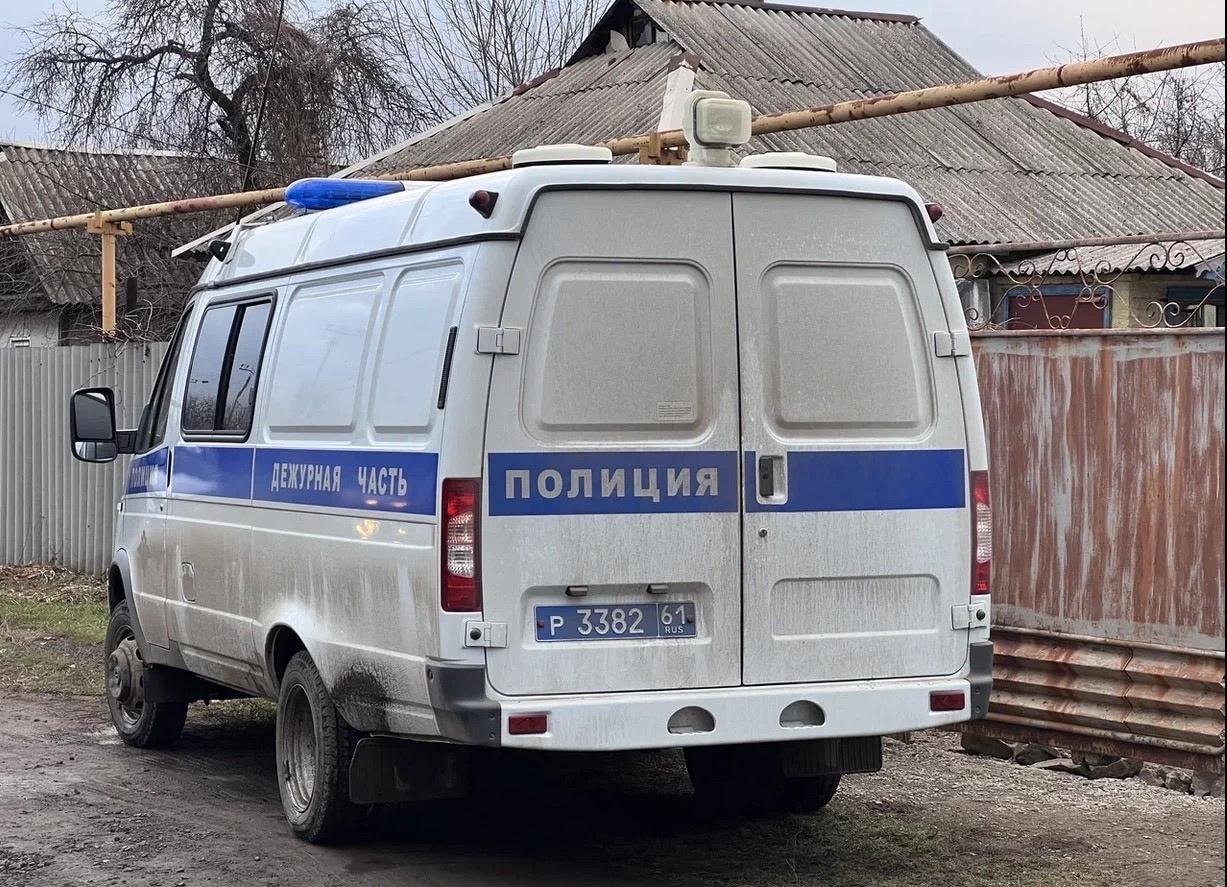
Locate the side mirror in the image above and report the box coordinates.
[69,387,122,463]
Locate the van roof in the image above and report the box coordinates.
[200,163,938,288]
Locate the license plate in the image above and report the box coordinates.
[535,602,696,642]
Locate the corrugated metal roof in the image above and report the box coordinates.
[994,238,1226,276]
[360,0,1224,246]
[0,144,222,307]
[363,42,680,175]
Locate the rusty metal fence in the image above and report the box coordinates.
[965,329,1225,773]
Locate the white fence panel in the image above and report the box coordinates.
[0,342,167,573]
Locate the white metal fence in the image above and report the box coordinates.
[0,342,167,573]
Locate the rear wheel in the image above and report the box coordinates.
[685,743,841,814]
[104,602,187,748]
[275,651,361,843]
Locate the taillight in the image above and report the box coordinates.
[971,470,991,596]
[441,478,480,612]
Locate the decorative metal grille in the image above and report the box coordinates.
[950,239,1225,330]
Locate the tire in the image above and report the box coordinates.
[275,651,361,843]
[104,602,187,748]
[685,743,841,815]
[791,772,842,813]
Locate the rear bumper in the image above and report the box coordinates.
[427,641,995,751]
[498,672,982,751]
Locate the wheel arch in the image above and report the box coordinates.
[107,550,148,652]
[265,623,309,693]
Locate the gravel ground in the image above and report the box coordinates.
[0,694,1222,887]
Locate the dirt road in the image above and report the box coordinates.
[1,695,1222,887]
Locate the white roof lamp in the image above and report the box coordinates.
[511,144,613,167]
[681,90,752,168]
[740,152,838,172]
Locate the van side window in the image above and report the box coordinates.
[182,298,274,437]
[221,302,272,431]
[140,304,195,452]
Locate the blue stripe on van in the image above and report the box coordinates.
[744,449,965,513]
[487,451,739,516]
[252,448,438,515]
[173,445,255,499]
[126,447,170,495]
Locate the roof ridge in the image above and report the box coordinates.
[652,0,920,24]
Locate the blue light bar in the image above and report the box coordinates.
[285,178,405,211]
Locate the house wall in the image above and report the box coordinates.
[0,310,60,347]
[1111,272,1221,328]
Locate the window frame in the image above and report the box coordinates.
[137,301,196,454]
[179,292,277,443]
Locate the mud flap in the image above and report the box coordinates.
[348,737,469,805]
[968,641,994,720]
[143,665,246,705]
[780,736,883,777]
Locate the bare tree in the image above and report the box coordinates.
[380,0,601,123]
[1055,26,1226,177]
[6,0,429,183]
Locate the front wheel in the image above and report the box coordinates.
[685,743,842,814]
[275,651,361,843]
[104,602,187,748]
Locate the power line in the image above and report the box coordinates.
[237,0,287,220]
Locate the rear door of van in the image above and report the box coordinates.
[482,187,970,697]
[481,191,743,696]
[733,193,970,685]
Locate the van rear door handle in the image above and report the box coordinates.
[757,454,785,501]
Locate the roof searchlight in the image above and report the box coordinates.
[682,90,753,168]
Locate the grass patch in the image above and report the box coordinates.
[0,564,108,695]
[0,638,104,695]
[0,594,108,644]
[196,697,276,726]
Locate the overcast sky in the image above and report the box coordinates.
[1,0,1224,145]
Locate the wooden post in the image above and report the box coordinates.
[86,214,134,337]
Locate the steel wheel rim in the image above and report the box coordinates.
[108,625,142,729]
[280,684,318,815]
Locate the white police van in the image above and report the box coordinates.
[70,93,992,843]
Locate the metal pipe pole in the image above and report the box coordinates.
[0,37,1222,239]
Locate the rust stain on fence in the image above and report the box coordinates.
[974,329,1224,650]
[964,627,1224,773]
[968,329,1225,771]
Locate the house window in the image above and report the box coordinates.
[1162,285,1224,328]
[1006,283,1110,330]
